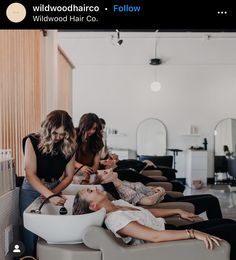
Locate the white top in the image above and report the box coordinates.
[105,200,166,245]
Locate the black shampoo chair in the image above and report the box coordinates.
[138,155,176,180]
[139,155,173,168]
[214,156,229,184]
[227,157,236,181]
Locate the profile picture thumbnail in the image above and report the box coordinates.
[6,2,26,23]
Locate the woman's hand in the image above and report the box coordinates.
[49,195,67,206]
[143,160,157,168]
[39,194,46,203]
[80,165,94,175]
[150,186,166,196]
[193,230,222,249]
[179,210,198,221]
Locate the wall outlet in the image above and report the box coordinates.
[4,225,13,256]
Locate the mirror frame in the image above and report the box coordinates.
[214,118,236,157]
[214,118,236,181]
[136,117,167,156]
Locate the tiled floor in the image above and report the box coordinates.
[184,184,236,221]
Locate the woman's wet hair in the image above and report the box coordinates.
[72,192,93,215]
[38,110,77,157]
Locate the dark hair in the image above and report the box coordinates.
[72,192,92,215]
[223,145,229,152]
[100,118,106,126]
[76,113,103,154]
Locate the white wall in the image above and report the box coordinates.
[58,32,236,178]
[232,120,236,155]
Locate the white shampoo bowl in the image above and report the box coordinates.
[23,195,105,244]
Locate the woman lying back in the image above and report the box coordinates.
[74,167,223,219]
[72,187,236,260]
[95,168,166,206]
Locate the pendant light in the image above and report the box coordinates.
[150,30,162,92]
[150,81,161,92]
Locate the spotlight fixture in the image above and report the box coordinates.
[116,29,123,45]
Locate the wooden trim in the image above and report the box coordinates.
[0,30,43,176]
[58,46,75,69]
[57,45,74,114]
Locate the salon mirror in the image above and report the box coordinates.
[214,118,236,156]
[136,118,167,156]
[214,118,236,178]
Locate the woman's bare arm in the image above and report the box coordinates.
[75,160,94,175]
[75,160,83,169]
[118,221,189,243]
[51,155,75,194]
[92,151,102,172]
[118,221,222,249]
[148,208,197,221]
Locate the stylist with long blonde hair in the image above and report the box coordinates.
[20,110,77,257]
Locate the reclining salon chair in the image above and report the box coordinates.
[214,156,229,184]
[37,226,230,260]
[36,191,221,259]
[139,155,177,181]
[227,157,236,181]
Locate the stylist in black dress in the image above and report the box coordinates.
[19,110,77,257]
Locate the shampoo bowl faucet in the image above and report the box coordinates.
[30,193,68,215]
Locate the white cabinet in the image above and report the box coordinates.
[186,150,207,187]
[0,158,15,196]
[110,149,136,160]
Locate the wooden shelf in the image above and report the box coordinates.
[180,134,201,137]
[107,133,127,137]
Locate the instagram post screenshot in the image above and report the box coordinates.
[0,0,236,259]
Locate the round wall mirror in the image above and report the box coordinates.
[214,118,236,181]
[214,118,236,156]
[136,118,167,156]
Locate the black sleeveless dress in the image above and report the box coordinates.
[22,133,72,182]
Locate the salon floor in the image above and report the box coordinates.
[184,184,236,221]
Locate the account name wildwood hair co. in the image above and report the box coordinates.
[32,15,98,22]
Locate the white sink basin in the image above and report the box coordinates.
[62,184,104,195]
[23,195,105,244]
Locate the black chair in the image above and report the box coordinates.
[227,157,236,180]
[227,157,236,194]
[214,156,229,184]
[138,155,176,180]
[139,155,173,168]
[214,156,228,173]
